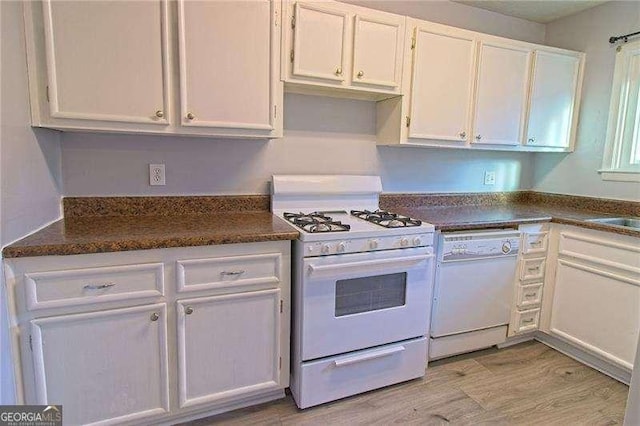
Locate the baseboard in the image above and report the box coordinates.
[497,333,535,349]
[535,332,632,385]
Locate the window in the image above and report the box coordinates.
[601,39,640,182]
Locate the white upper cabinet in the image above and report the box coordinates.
[526,50,582,149]
[283,1,405,98]
[292,2,349,83]
[408,27,476,143]
[473,42,531,146]
[39,0,170,127]
[177,0,279,136]
[377,18,584,152]
[351,14,404,89]
[24,0,283,138]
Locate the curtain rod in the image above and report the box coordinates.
[609,30,640,44]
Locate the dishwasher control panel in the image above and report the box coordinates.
[441,230,521,261]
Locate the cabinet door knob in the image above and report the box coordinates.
[528,137,535,143]
[186,112,195,120]
[335,67,342,76]
[155,110,164,118]
[475,135,482,141]
[459,131,466,139]
[185,306,194,315]
[357,70,364,78]
[150,312,159,322]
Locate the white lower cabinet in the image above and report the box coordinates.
[31,304,170,426]
[177,290,281,408]
[508,223,548,337]
[5,241,290,425]
[542,226,640,371]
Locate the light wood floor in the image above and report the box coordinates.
[185,341,629,425]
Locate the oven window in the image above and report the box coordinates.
[335,272,407,317]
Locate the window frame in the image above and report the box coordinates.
[600,39,640,182]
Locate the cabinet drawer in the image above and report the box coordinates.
[177,253,281,293]
[520,257,546,281]
[25,263,164,311]
[295,337,426,408]
[514,308,540,334]
[517,283,543,309]
[522,232,548,254]
[559,231,640,270]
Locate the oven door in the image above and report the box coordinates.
[301,247,434,361]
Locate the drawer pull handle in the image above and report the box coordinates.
[220,270,245,276]
[524,293,537,298]
[150,312,159,322]
[527,266,540,271]
[83,283,115,290]
[334,346,405,367]
[522,318,534,324]
[531,241,542,246]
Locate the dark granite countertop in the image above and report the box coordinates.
[3,192,638,258]
[392,204,640,237]
[2,212,299,258]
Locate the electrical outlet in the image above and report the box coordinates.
[149,164,166,186]
[484,171,496,185]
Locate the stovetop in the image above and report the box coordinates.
[279,209,434,242]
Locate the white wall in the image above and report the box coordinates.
[1,0,63,403]
[61,0,544,197]
[1,1,62,244]
[533,1,640,201]
[62,94,534,195]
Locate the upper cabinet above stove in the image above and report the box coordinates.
[376,19,584,152]
[281,1,405,100]
[23,0,283,139]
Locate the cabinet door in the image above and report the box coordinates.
[42,0,169,125]
[177,289,281,408]
[30,304,169,425]
[550,259,640,370]
[178,0,275,132]
[409,28,476,142]
[292,2,349,83]
[352,13,403,89]
[526,51,581,148]
[473,42,531,146]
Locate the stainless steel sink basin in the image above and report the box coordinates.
[587,217,640,229]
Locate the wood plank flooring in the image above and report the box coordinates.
[183,341,629,425]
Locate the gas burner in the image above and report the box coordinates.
[351,210,422,228]
[283,212,351,233]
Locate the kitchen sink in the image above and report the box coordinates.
[587,217,640,229]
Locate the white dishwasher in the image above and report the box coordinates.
[429,229,521,360]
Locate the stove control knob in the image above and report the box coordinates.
[413,237,422,246]
[502,241,512,254]
[369,239,379,249]
[337,242,346,253]
[321,244,330,254]
[400,237,409,247]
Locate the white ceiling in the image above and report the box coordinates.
[452,0,610,24]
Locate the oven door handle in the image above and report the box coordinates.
[307,254,433,275]
[334,345,406,367]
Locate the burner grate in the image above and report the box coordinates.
[283,212,351,233]
[351,210,422,228]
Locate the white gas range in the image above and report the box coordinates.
[272,175,436,409]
